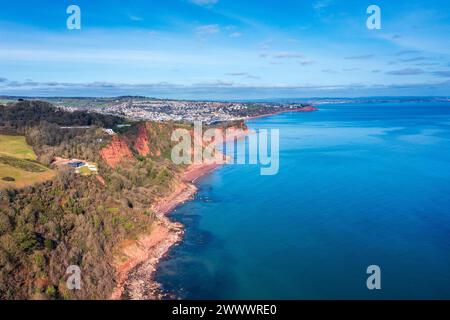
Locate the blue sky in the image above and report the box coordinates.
[0,0,449,99]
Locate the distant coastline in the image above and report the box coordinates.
[245,105,318,120]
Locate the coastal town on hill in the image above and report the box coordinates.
[55,97,317,123]
[15,96,317,124]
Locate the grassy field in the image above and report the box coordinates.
[77,165,97,176]
[0,135,37,160]
[0,99,15,105]
[0,134,54,189]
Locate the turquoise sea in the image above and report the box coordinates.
[155,102,450,299]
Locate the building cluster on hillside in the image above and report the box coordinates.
[90,100,251,123]
[52,157,99,176]
[56,98,302,124]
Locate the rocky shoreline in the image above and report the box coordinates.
[110,179,197,300]
[110,146,235,300]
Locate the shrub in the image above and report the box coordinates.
[45,285,56,298]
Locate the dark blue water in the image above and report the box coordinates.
[156,102,450,299]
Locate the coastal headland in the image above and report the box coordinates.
[0,99,316,300]
[110,125,250,299]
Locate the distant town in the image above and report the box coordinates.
[57,97,318,123]
[0,96,315,124]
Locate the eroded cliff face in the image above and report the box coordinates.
[100,122,172,168]
[99,135,134,168]
[133,123,162,157]
[134,123,151,157]
[99,121,249,169]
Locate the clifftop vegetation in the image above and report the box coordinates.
[0,101,182,299]
[0,100,123,128]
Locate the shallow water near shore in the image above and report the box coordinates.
[155,102,450,299]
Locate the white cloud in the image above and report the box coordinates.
[128,15,143,22]
[386,68,425,75]
[395,50,422,56]
[300,60,315,66]
[188,0,219,7]
[322,69,339,74]
[432,70,450,77]
[196,24,220,35]
[313,0,332,13]
[258,40,273,50]
[273,52,304,59]
[345,54,374,60]
[226,72,260,79]
[229,32,242,38]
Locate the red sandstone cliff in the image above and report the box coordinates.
[297,105,318,112]
[134,123,151,157]
[99,135,134,168]
[100,122,248,169]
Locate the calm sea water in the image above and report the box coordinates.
[155,102,450,299]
